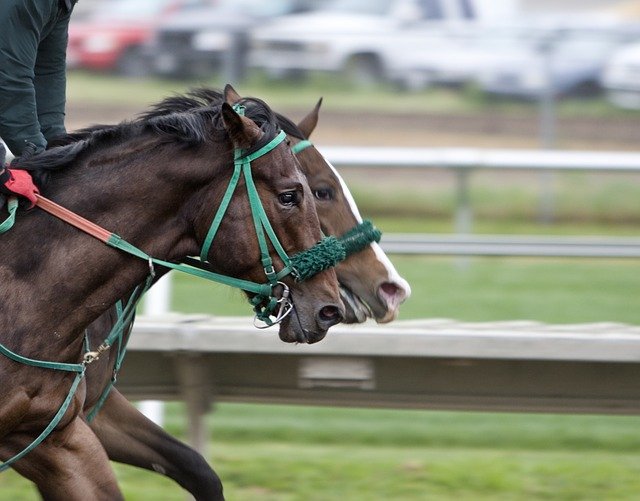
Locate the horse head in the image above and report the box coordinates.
[15,94,344,345]
[288,100,411,323]
[196,102,344,343]
[224,85,411,324]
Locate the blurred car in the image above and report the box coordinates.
[386,27,498,90]
[476,28,634,99]
[147,0,319,80]
[248,0,478,85]
[602,42,640,109]
[67,0,206,76]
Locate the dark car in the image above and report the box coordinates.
[147,0,319,80]
[67,0,207,76]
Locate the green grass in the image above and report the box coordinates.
[342,170,640,231]
[162,255,640,325]
[67,70,639,118]
[4,404,640,500]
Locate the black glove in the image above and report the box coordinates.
[0,142,8,189]
[9,142,40,168]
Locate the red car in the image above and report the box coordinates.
[67,0,208,76]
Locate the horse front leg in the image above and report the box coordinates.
[88,389,225,501]
[7,416,123,501]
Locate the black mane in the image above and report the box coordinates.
[138,88,225,122]
[140,87,306,140]
[14,88,286,185]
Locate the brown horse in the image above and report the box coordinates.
[0,95,344,499]
[10,86,410,500]
[273,92,411,323]
[75,86,411,500]
[133,85,411,322]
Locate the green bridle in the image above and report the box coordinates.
[0,108,383,472]
[289,137,383,256]
[197,106,346,326]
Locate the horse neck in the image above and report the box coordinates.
[0,140,229,359]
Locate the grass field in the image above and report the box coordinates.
[163,255,640,325]
[67,70,639,119]
[4,403,640,500]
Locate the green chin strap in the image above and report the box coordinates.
[248,220,380,326]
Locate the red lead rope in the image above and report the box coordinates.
[35,195,113,243]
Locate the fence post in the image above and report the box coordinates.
[174,354,212,457]
[454,167,472,269]
[538,36,557,224]
[454,167,472,235]
[138,273,173,426]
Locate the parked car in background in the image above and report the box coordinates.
[385,25,516,90]
[476,27,637,99]
[67,0,206,76]
[147,0,319,80]
[602,41,640,109]
[248,0,480,85]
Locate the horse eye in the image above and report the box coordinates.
[278,191,298,206]
[313,188,333,201]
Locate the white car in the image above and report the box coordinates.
[248,0,480,85]
[472,26,633,100]
[387,26,525,90]
[602,42,640,109]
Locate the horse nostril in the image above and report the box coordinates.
[318,305,344,328]
[380,282,400,298]
[378,281,409,310]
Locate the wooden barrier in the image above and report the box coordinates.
[118,316,640,453]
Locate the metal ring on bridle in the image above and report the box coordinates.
[253,281,294,329]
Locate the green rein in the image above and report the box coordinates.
[0,124,381,472]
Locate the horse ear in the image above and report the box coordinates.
[221,102,262,149]
[223,84,242,105]
[296,98,323,139]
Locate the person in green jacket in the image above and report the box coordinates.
[0,0,76,203]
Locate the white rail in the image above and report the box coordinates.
[323,146,640,172]
[323,146,640,234]
[380,234,640,258]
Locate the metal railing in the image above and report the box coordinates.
[323,146,640,234]
[380,234,640,258]
[322,146,640,172]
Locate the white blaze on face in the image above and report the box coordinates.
[322,156,412,299]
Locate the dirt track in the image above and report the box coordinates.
[66,101,640,151]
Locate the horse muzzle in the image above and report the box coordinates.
[277,300,344,344]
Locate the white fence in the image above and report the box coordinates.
[380,234,640,258]
[323,146,640,233]
[120,316,640,453]
[322,146,640,172]
[132,147,640,442]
